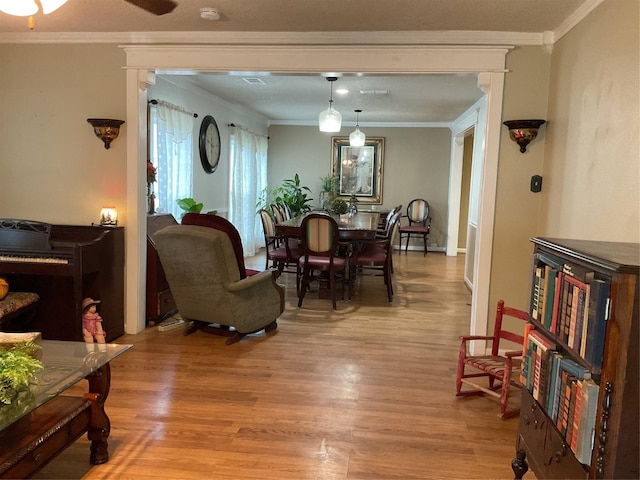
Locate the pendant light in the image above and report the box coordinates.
[319,77,342,133]
[349,109,366,146]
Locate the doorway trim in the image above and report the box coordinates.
[123,44,510,339]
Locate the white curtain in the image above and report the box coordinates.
[229,126,268,257]
[149,101,194,220]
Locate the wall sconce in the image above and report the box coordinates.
[99,207,118,226]
[503,119,546,153]
[87,118,125,149]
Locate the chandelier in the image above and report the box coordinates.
[318,77,342,133]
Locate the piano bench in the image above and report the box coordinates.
[0,292,40,330]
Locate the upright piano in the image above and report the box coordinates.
[0,219,124,342]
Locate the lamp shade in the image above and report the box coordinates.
[0,0,68,15]
[349,127,365,146]
[99,207,118,226]
[0,0,38,15]
[349,109,365,146]
[319,106,342,133]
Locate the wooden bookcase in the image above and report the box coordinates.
[512,238,639,480]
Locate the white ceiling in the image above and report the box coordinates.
[0,0,594,125]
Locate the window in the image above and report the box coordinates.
[148,101,194,220]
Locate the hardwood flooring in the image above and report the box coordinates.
[34,251,523,480]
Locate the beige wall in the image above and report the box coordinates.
[0,1,636,337]
[0,44,126,226]
[541,0,640,242]
[267,125,452,248]
[489,45,551,318]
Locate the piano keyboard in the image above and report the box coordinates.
[0,254,69,265]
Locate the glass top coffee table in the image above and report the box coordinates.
[0,340,132,478]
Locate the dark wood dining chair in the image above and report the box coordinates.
[259,209,300,274]
[350,210,401,301]
[297,213,347,310]
[270,203,287,224]
[398,199,431,255]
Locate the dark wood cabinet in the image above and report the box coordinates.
[513,238,639,480]
[146,214,177,324]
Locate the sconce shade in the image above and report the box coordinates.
[503,119,546,153]
[87,118,125,149]
[99,207,118,226]
[319,76,342,132]
[349,109,365,146]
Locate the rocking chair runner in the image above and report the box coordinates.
[455,300,529,419]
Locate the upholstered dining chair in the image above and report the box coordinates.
[297,213,347,310]
[259,209,300,274]
[154,224,284,344]
[351,209,402,301]
[398,199,431,255]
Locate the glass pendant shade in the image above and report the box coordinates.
[349,127,365,146]
[0,0,68,15]
[319,105,342,132]
[319,76,342,132]
[349,109,365,146]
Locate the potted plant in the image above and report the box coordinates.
[0,341,43,405]
[319,173,338,210]
[176,198,218,219]
[330,198,348,215]
[256,174,313,217]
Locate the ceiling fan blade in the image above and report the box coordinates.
[124,0,177,16]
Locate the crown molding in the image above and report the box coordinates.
[269,120,452,128]
[0,30,542,46]
[552,0,605,42]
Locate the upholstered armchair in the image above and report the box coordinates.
[154,224,284,344]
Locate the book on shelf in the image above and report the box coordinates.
[547,351,564,420]
[570,380,584,453]
[557,371,575,436]
[566,379,579,448]
[584,278,611,368]
[574,379,600,465]
[531,266,544,321]
[520,323,534,384]
[527,330,556,407]
[543,265,559,330]
[579,283,591,358]
[550,271,564,335]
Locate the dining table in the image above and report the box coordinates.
[275,211,381,241]
[275,211,381,301]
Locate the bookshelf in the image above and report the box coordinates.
[512,238,639,480]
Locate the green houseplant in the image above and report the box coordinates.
[176,198,218,219]
[0,341,43,405]
[330,198,348,215]
[257,174,313,217]
[319,173,338,210]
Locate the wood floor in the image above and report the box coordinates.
[34,251,523,480]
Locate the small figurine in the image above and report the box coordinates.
[82,297,106,346]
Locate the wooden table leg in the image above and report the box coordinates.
[84,361,112,465]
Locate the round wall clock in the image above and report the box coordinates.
[199,115,221,174]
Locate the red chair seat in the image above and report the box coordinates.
[299,255,346,269]
[398,225,429,233]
